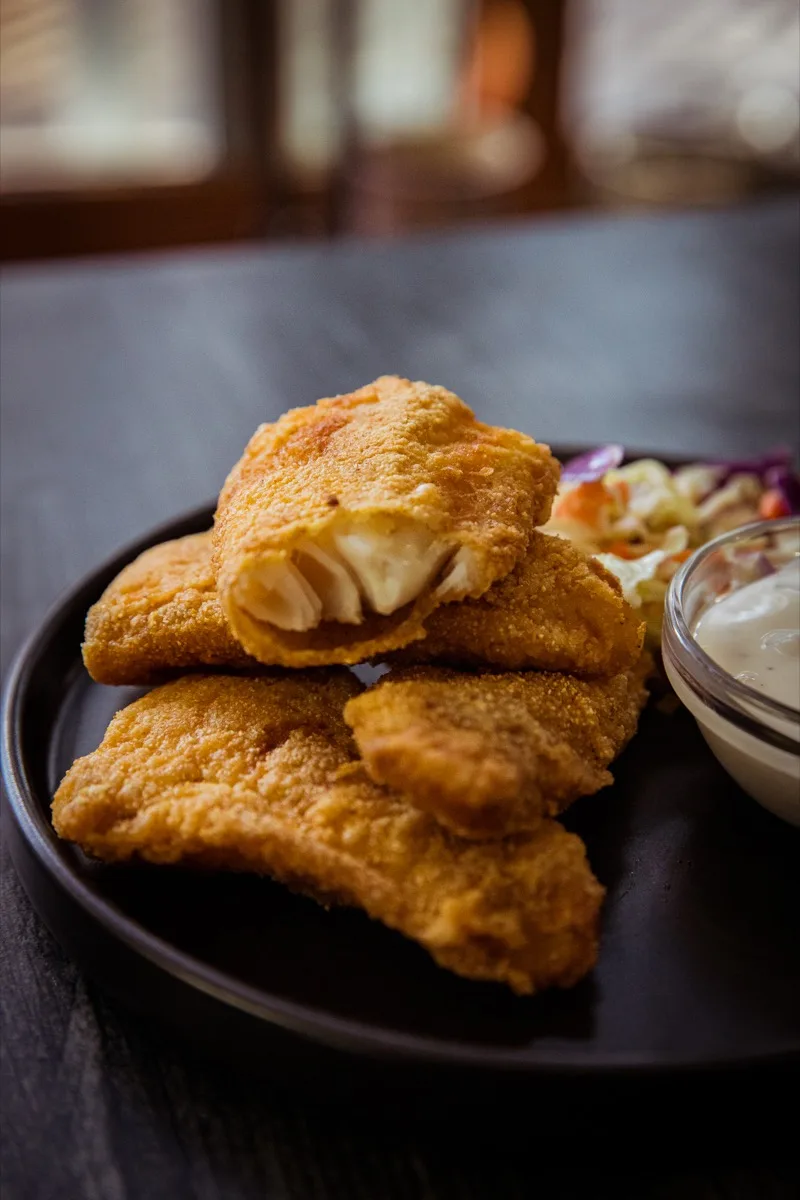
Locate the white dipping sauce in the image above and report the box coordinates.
[694,559,800,711]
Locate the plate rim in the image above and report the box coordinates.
[4,480,799,1078]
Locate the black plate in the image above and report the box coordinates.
[3,489,800,1113]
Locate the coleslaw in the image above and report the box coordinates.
[544,446,800,645]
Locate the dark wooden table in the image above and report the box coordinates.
[2,200,799,1200]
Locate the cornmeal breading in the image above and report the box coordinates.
[82,534,254,685]
[53,674,603,995]
[346,663,649,839]
[391,531,644,676]
[82,527,641,686]
[212,376,558,667]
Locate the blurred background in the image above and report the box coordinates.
[1,0,798,260]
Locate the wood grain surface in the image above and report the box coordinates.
[2,200,799,1199]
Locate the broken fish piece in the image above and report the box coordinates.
[212,375,558,667]
[82,528,643,686]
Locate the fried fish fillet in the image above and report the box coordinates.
[391,531,645,676]
[53,673,603,994]
[346,664,649,839]
[212,376,558,667]
[82,526,642,686]
[82,533,254,685]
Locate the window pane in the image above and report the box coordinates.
[1,0,223,191]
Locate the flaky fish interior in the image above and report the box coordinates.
[232,513,481,633]
[213,376,558,667]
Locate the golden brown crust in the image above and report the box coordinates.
[82,527,643,686]
[392,532,645,676]
[346,664,649,839]
[53,673,603,995]
[212,376,558,667]
[82,534,255,685]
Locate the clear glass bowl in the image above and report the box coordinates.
[662,516,800,825]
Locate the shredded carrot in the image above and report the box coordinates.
[670,549,693,563]
[554,481,612,526]
[608,479,630,506]
[759,490,790,520]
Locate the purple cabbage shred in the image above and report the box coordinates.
[712,448,793,487]
[763,465,800,515]
[561,444,624,483]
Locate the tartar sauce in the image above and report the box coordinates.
[694,558,800,711]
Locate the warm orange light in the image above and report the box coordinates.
[462,0,536,114]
